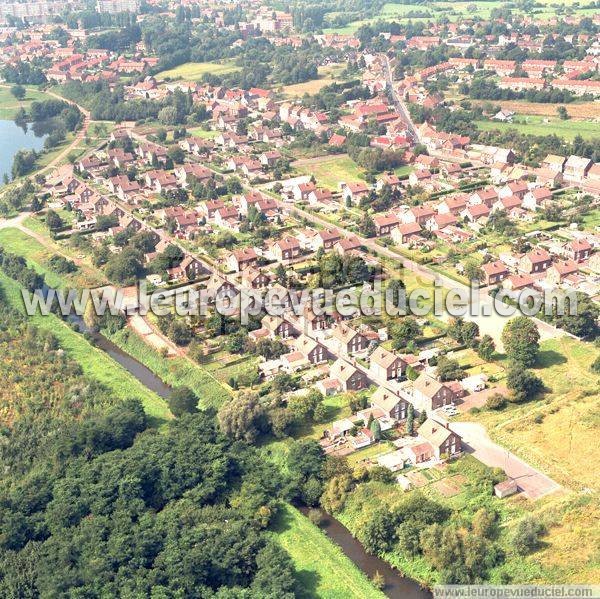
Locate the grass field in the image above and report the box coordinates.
[156,61,240,81]
[475,115,600,141]
[465,336,600,491]
[0,85,55,119]
[293,154,365,191]
[186,127,219,139]
[324,1,594,34]
[271,504,385,599]
[107,327,230,409]
[0,227,107,289]
[281,63,346,97]
[475,99,600,119]
[0,271,172,423]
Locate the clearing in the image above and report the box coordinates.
[281,63,346,97]
[464,336,600,492]
[156,61,240,81]
[293,154,365,191]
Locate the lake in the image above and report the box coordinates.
[0,120,47,185]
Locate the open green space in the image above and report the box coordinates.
[294,154,366,191]
[186,126,220,139]
[156,60,240,81]
[0,226,107,289]
[0,271,171,423]
[0,85,55,119]
[464,336,600,493]
[107,327,230,409]
[271,504,385,599]
[475,115,600,141]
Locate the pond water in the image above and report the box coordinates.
[0,119,47,184]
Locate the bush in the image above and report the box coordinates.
[485,393,507,411]
[513,517,546,555]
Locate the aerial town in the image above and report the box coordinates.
[0,0,598,596]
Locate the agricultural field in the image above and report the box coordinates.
[156,60,240,81]
[324,0,596,34]
[0,85,55,119]
[281,63,347,97]
[0,226,108,289]
[475,99,600,119]
[271,504,385,599]
[293,154,366,191]
[475,115,600,141]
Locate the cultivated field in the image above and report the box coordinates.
[475,115,600,141]
[156,60,240,81]
[281,63,347,97]
[475,99,600,119]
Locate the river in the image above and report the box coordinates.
[71,317,430,598]
[0,120,47,184]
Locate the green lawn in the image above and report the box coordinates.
[271,504,385,599]
[294,155,365,191]
[156,61,240,81]
[0,271,172,423]
[0,85,55,119]
[187,127,219,139]
[107,328,230,409]
[475,115,600,141]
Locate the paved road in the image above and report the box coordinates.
[383,55,419,143]
[449,421,561,499]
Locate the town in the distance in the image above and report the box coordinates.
[0,0,598,597]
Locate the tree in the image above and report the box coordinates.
[506,365,543,403]
[406,404,414,435]
[513,517,546,555]
[390,317,421,349]
[485,393,507,410]
[10,84,26,101]
[502,317,540,367]
[477,334,495,361]
[320,474,354,514]
[369,418,382,441]
[217,392,265,442]
[105,247,144,285]
[45,210,64,232]
[436,355,466,381]
[359,213,376,237]
[168,386,198,417]
[358,508,396,554]
[472,508,497,540]
[557,105,569,120]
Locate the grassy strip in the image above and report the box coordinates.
[0,227,107,289]
[271,504,385,599]
[106,327,230,409]
[0,271,171,423]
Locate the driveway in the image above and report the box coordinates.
[449,422,561,499]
